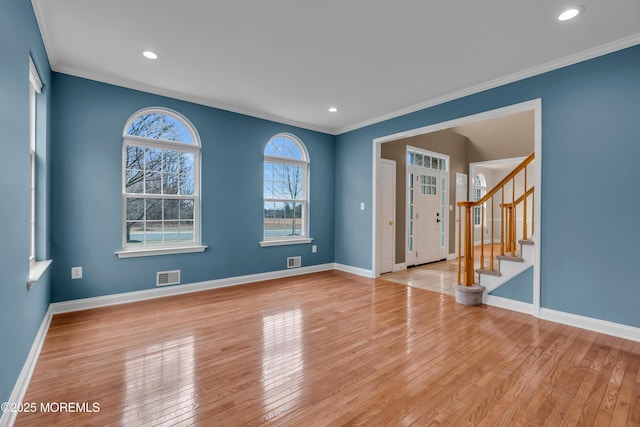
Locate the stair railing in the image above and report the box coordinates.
[457,152,535,286]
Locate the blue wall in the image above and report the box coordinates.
[335,45,640,328]
[49,74,335,302]
[489,267,533,304]
[0,0,52,405]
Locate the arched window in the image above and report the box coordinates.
[119,108,204,257]
[474,174,487,226]
[261,134,310,245]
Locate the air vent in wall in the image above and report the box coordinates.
[287,256,302,269]
[157,270,181,286]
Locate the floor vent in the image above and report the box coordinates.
[157,270,181,286]
[287,256,302,269]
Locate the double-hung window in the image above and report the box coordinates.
[117,108,205,258]
[27,56,52,287]
[261,134,312,246]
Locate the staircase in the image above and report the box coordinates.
[477,239,534,293]
[457,152,535,295]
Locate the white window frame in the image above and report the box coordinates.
[27,56,52,288]
[474,174,487,227]
[260,133,312,247]
[116,108,206,258]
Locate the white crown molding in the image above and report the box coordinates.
[49,65,335,135]
[33,0,640,139]
[337,34,640,135]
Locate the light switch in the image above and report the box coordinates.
[360,202,365,211]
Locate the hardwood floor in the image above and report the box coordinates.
[16,271,640,426]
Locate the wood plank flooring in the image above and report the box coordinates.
[15,271,640,426]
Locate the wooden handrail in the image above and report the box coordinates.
[457,152,535,286]
[502,186,534,208]
[465,152,535,208]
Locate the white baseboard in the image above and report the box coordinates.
[540,308,640,343]
[0,306,53,427]
[50,263,335,314]
[334,263,375,278]
[483,294,533,315]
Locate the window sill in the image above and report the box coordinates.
[259,238,313,247]
[115,245,207,259]
[28,259,53,289]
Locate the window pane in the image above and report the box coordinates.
[145,148,163,171]
[164,221,179,243]
[164,150,180,173]
[127,112,194,144]
[163,173,179,194]
[146,199,163,220]
[126,221,144,244]
[179,172,194,196]
[179,221,194,242]
[125,169,144,193]
[431,158,438,169]
[416,154,423,167]
[146,221,163,244]
[126,198,144,221]
[180,199,194,220]
[179,151,194,169]
[126,146,145,169]
[164,199,179,220]
[265,135,303,160]
[145,172,162,194]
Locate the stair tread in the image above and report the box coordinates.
[497,255,524,262]
[477,268,501,277]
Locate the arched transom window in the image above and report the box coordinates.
[119,108,204,256]
[262,134,310,245]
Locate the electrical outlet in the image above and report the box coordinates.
[312,245,317,253]
[360,202,365,211]
[71,266,83,279]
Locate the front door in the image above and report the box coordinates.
[408,167,443,266]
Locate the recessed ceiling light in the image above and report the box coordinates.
[142,50,159,60]
[558,6,584,21]
[328,107,338,113]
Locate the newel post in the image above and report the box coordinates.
[462,202,474,286]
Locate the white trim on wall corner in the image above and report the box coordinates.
[334,263,375,278]
[1,306,53,427]
[540,308,640,343]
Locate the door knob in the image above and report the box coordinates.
[389,221,393,225]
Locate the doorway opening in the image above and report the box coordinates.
[373,99,542,315]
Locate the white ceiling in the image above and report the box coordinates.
[32,0,640,135]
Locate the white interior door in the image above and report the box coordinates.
[378,159,395,274]
[455,173,468,257]
[408,166,442,266]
